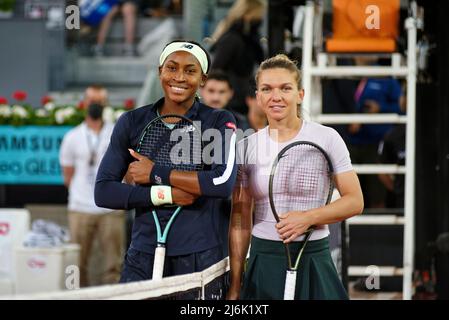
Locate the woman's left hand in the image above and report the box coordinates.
[275,211,314,243]
[127,149,154,185]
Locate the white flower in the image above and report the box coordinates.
[35,109,48,117]
[44,102,56,111]
[12,105,28,118]
[55,107,75,124]
[0,105,11,117]
[103,106,115,123]
[65,107,75,117]
[55,110,64,124]
[114,110,125,121]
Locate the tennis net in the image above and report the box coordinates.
[4,257,229,300]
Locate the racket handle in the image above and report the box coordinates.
[152,246,166,280]
[284,270,297,300]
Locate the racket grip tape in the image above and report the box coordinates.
[152,246,166,280]
[283,270,297,300]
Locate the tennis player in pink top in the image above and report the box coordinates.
[227,54,364,300]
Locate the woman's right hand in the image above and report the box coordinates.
[171,187,199,206]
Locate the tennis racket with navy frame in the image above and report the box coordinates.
[135,114,204,280]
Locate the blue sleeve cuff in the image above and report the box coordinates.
[150,165,172,185]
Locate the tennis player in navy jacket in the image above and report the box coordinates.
[95,40,238,285]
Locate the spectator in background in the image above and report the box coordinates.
[200,69,250,133]
[210,0,267,115]
[348,57,404,208]
[94,0,140,57]
[378,123,405,208]
[142,0,182,17]
[378,88,407,208]
[83,85,108,107]
[60,85,125,287]
[245,84,267,131]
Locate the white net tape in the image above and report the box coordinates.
[2,258,229,300]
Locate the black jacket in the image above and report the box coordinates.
[211,20,264,114]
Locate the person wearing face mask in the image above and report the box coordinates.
[60,90,125,287]
[210,0,267,116]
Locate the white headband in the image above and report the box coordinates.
[159,42,209,74]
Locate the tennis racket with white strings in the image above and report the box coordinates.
[268,141,334,300]
[135,114,204,280]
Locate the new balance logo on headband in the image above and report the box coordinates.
[159,41,209,74]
